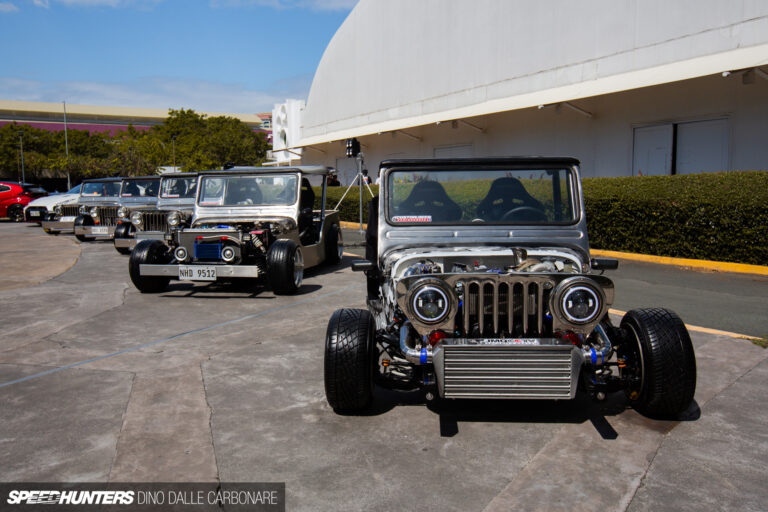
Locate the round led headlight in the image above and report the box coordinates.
[411,285,450,323]
[79,205,88,215]
[174,246,188,262]
[130,211,143,227]
[90,206,99,218]
[117,206,129,219]
[560,286,601,324]
[54,205,62,215]
[221,246,236,263]
[167,211,181,227]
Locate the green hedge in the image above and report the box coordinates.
[583,172,768,265]
[315,172,768,265]
[314,184,380,225]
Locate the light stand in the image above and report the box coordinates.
[334,138,374,233]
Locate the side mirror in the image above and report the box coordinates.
[591,258,619,270]
[351,260,375,272]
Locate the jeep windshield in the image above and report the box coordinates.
[121,178,159,197]
[198,174,298,207]
[81,181,120,197]
[387,168,576,225]
[160,177,197,199]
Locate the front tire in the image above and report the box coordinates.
[267,239,303,295]
[73,215,93,242]
[114,222,134,255]
[620,308,696,418]
[129,240,170,293]
[8,204,24,222]
[43,213,58,234]
[324,308,375,412]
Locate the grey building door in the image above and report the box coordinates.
[632,124,673,176]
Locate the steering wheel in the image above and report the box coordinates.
[500,206,547,222]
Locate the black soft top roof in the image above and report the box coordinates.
[380,157,580,168]
[82,177,123,183]
[200,166,334,177]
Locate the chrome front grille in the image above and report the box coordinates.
[97,206,119,227]
[459,277,554,337]
[140,211,168,232]
[60,205,80,217]
[441,345,577,399]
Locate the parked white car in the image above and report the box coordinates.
[24,185,81,230]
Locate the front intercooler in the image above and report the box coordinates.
[434,343,582,399]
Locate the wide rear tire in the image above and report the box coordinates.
[324,223,343,265]
[620,308,696,418]
[267,239,303,295]
[129,240,171,293]
[324,308,375,412]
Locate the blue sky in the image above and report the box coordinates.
[0,0,356,113]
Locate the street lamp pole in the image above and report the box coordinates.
[63,101,71,189]
[18,130,25,184]
[172,135,177,171]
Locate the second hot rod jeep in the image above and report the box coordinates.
[114,173,197,255]
[129,166,343,295]
[324,157,696,418]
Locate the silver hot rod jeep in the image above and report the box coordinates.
[129,166,343,295]
[324,158,696,418]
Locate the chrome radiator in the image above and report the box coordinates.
[140,211,168,232]
[60,205,80,217]
[97,206,119,227]
[458,276,555,337]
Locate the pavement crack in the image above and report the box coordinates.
[108,371,136,483]
[200,358,221,485]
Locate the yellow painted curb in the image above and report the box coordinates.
[592,249,768,276]
[340,221,367,230]
[609,308,759,340]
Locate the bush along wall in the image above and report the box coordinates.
[314,184,379,227]
[583,171,768,265]
[316,171,768,265]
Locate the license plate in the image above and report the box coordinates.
[30,211,40,217]
[179,265,217,281]
[92,226,108,235]
[60,216,76,222]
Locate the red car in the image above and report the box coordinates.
[0,181,48,222]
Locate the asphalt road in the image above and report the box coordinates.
[1,222,768,511]
[341,228,768,338]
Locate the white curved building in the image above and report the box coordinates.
[298,0,768,182]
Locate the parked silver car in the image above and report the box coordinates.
[129,166,343,295]
[41,178,122,239]
[113,173,197,255]
[325,157,696,419]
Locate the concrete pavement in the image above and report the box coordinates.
[1,223,767,511]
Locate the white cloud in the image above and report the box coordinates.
[210,0,357,11]
[31,0,164,7]
[0,2,19,12]
[0,75,312,114]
